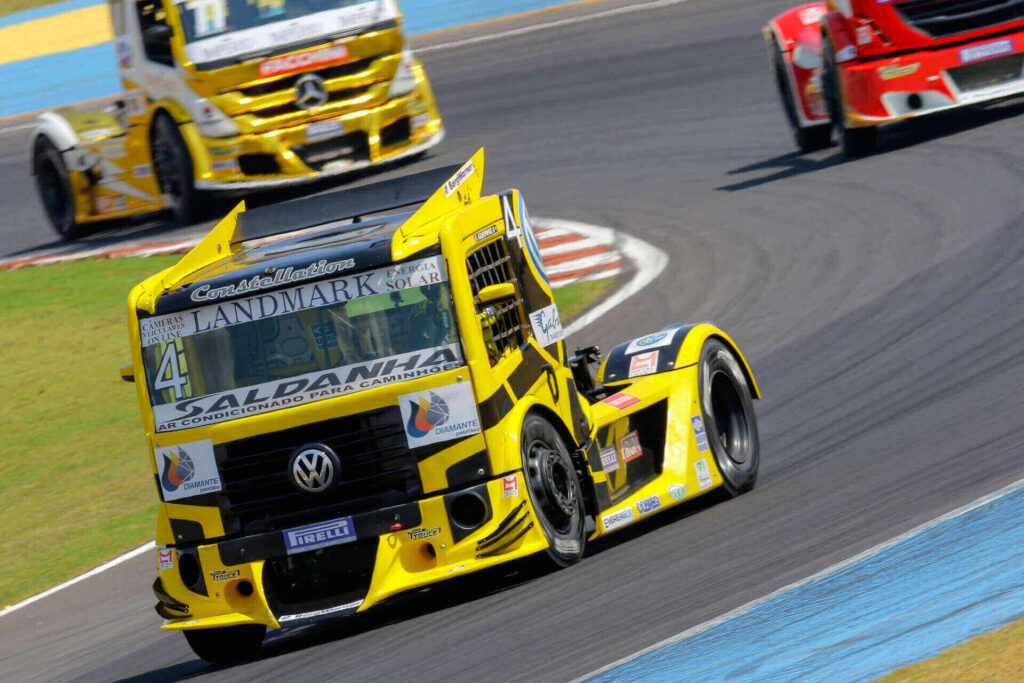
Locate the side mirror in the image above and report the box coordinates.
[143,24,173,45]
[477,282,515,304]
[120,362,135,383]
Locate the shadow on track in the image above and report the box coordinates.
[111,491,732,683]
[718,96,1024,192]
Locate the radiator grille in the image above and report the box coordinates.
[894,0,1024,37]
[467,239,526,362]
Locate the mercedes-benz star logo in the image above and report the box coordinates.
[294,74,329,110]
[289,444,339,494]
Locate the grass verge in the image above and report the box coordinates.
[879,615,1024,682]
[0,258,614,607]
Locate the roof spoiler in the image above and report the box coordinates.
[232,163,464,245]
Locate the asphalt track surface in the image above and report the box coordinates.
[4,0,1024,680]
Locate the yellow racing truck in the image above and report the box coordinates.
[31,0,443,239]
[123,150,761,662]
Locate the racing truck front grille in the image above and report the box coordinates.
[262,538,378,616]
[292,132,370,171]
[894,0,1024,37]
[948,51,1024,89]
[235,55,385,98]
[253,84,376,120]
[217,407,421,535]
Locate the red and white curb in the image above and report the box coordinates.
[0,218,630,290]
[0,219,667,619]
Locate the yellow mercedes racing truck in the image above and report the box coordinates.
[31,0,443,240]
[123,150,761,662]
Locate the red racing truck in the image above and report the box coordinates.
[765,0,1024,155]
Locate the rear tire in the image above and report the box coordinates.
[698,339,759,496]
[33,136,86,240]
[769,34,832,153]
[151,114,211,226]
[521,414,587,567]
[183,624,265,664]
[822,38,879,157]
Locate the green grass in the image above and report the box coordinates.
[0,0,75,19]
[0,259,613,607]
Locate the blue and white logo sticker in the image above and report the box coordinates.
[503,194,549,286]
[602,507,636,532]
[599,445,619,473]
[691,415,710,452]
[284,516,356,554]
[635,494,662,516]
[624,330,676,355]
[960,38,1013,65]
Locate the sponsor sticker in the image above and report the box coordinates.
[694,458,713,491]
[635,494,662,516]
[306,119,344,142]
[691,415,710,452]
[628,351,659,378]
[116,36,134,69]
[443,159,476,197]
[211,159,238,172]
[502,474,519,498]
[668,483,687,501]
[411,113,429,130]
[153,344,463,432]
[602,507,635,532]
[99,144,127,159]
[309,321,339,352]
[95,195,128,214]
[407,526,441,541]
[398,381,481,448]
[208,143,240,157]
[474,224,498,242]
[798,6,825,24]
[530,303,564,347]
[599,445,619,473]
[158,548,174,570]
[210,568,241,582]
[127,91,147,118]
[139,256,443,346]
[960,39,1013,65]
[619,430,643,463]
[259,44,349,77]
[155,439,222,502]
[447,564,468,573]
[278,599,363,623]
[602,393,640,411]
[284,516,356,555]
[624,331,675,355]
[878,63,919,80]
[134,164,153,178]
[856,25,873,46]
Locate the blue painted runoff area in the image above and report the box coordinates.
[0,0,102,29]
[590,484,1024,682]
[0,0,575,118]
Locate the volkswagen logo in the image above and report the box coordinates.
[294,74,329,110]
[288,444,339,494]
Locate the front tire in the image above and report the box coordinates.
[769,34,831,153]
[521,414,587,567]
[33,136,86,240]
[822,39,879,157]
[183,624,266,664]
[698,339,759,496]
[151,114,211,226]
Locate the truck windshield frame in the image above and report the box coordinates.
[175,0,379,44]
[139,255,464,432]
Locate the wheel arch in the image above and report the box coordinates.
[677,324,761,400]
[31,112,81,173]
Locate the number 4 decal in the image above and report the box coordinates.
[154,343,189,400]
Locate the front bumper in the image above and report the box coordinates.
[841,31,1024,127]
[155,471,547,630]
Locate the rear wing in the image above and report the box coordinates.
[233,163,462,245]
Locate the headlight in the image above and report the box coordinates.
[193,98,239,138]
[388,50,417,99]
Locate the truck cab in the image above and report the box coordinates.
[32,0,443,239]
[126,150,760,663]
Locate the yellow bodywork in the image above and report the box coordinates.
[126,150,758,632]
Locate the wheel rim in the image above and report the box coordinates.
[524,437,577,533]
[709,369,750,465]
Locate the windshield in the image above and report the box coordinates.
[140,256,463,432]
[176,0,378,43]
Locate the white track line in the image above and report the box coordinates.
[0,541,155,618]
[574,475,1024,682]
[418,0,688,54]
[551,219,669,337]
